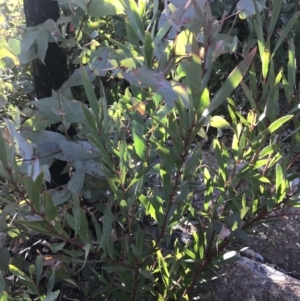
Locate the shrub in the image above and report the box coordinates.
[1,0,300,300]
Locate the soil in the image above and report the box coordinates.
[248,208,300,277]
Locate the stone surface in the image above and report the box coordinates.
[207,256,300,301]
[247,208,300,274]
[240,248,264,262]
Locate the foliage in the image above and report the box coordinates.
[0,0,34,109]
[1,0,300,300]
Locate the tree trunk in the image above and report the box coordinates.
[23,0,69,99]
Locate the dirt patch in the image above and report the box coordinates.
[248,208,300,276]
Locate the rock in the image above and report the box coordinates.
[240,248,264,262]
[254,252,264,263]
[206,256,300,301]
[247,208,300,274]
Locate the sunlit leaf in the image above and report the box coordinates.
[88,0,123,17]
[210,116,231,129]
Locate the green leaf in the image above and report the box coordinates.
[130,244,140,259]
[267,0,282,37]
[258,177,270,184]
[125,18,142,55]
[253,159,268,170]
[83,244,91,267]
[139,269,154,281]
[91,214,102,251]
[160,168,172,204]
[156,250,169,287]
[27,95,87,124]
[240,80,256,109]
[57,140,98,161]
[107,178,123,200]
[35,256,43,284]
[158,294,165,301]
[144,31,154,67]
[52,189,71,206]
[120,0,145,42]
[259,145,279,158]
[72,196,89,242]
[248,64,257,101]
[282,74,292,103]
[276,163,283,194]
[198,87,210,117]
[0,272,4,298]
[184,145,202,175]
[136,228,144,255]
[156,112,179,142]
[240,207,249,219]
[43,191,58,221]
[8,38,21,56]
[20,178,37,209]
[267,115,293,133]
[253,115,293,145]
[200,47,256,122]
[139,194,164,227]
[0,248,10,272]
[122,67,188,108]
[5,118,33,161]
[0,130,8,169]
[9,264,38,294]
[203,167,212,212]
[210,116,231,129]
[46,271,59,301]
[0,44,18,65]
[184,247,196,259]
[272,11,300,58]
[81,105,98,135]
[44,291,60,301]
[21,128,66,144]
[266,63,280,120]
[92,141,114,170]
[88,0,123,17]
[175,98,189,136]
[62,249,84,258]
[232,228,252,242]
[102,266,132,272]
[67,170,85,196]
[268,152,282,168]
[16,220,50,235]
[37,25,49,65]
[50,242,66,253]
[119,140,128,184]
[81,65,100,126]
[132,121,146,159]
[214,139,227,183]
[288,39,296,89]
[267,198,276,212]
[99,206,113,255]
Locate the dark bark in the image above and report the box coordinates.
[23,0,69,99]
[23,0,70,188]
